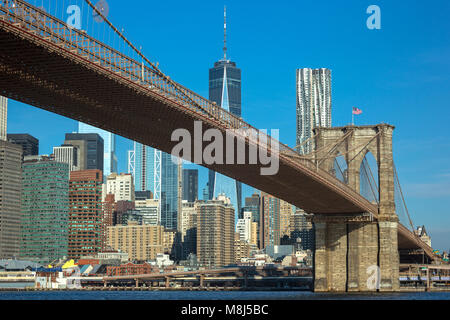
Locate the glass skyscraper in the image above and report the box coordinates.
[78,122,117,177]
[134,142,154,192]
[20,158,69,264]
[130,142,179,230]
[182,169,198,203]
[160,152,178,230]
[208,13,242,220]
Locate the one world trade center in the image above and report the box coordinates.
[208,6,242,219]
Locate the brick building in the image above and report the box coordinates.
[68,170,103,259]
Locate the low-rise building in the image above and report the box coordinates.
[106,262,154,276]
[107,222,166,261]
[149,253,174,269]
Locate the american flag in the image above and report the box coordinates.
[352,107,363,115]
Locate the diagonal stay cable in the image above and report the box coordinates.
[393,163,415,232]
[83,0,204,111]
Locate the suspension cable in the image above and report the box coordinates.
[393,163,415,231]
[361,158,379,204]
[83,0,203,109]
[363,156,379,194]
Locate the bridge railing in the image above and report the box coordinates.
[0,0,377,214]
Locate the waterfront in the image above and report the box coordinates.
[0,290,449,300]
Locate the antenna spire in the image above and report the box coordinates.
[223,5,227,60]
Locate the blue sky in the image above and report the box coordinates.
[7,0,450,251]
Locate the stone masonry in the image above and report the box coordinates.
[311,124,399,292]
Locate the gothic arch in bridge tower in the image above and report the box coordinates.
[311,124,399,292]
[333,153,348,184]
[359,151,379,204]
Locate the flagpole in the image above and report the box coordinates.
[352,112,354,126]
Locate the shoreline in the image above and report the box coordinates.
[0,286,449,293]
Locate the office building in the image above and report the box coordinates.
[242,192,260,221]
[131,142,154,192]
[68,170,103,259]
[234,232,250,263]
[102,194,115,251]
[160,152,179,230]
[196,194,234,268]
[20,158,69,264]
[114,200,135,226]
[78,122,117,176]
[0,140,22,259]
[7,134,39,157]
[280,200,293,239]
[64,133,104,172]
[104,173,135,202]
[180,200,197,259]
[107,222,166,261]
[135,198,160,226]
[182,169,198,203]
[260,192,281,249]
[296,68,332,154]
[242,192,261,247]
[0,96,7,141]
[129,143,179,230]
[208,8,242,217]
[236,211,258,247]
[289,209,315,251]
[135,190,152,201]
[202,183,209,201]
[53,144,79,171]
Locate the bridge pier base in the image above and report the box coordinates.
[378,219,400,292]
[313,218,399,292]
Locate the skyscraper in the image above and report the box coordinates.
[104,173,135,202]
[260,192,281,249]
[0,96,7,141]
[7,134,39,157]
[78,122,117,176]
[129,142,179,230]
[196,194,234,268]
[208,7,242,218]
[289,209,315,251]
[0,140,22,259]
[132,142,154,192]
[296,68,332,154]
[161,152,178,230]
[64,133,104,172]
[68,170,103,259]
[107,223,166,261]
[20,157,69,264]
[182,169,198,203]
[53,145,79,171]
[280,200,293,239]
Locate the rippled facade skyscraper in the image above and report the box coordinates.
[296,68,332,154]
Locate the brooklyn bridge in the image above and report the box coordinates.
[0,0,440,292]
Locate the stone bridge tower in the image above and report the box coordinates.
[311,124,399,292]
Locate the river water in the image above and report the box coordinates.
[0,289,449,300]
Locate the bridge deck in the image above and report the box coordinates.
[0,0,436,260]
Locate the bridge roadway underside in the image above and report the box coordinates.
[0,17,433,267]
[0,19,373,215]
